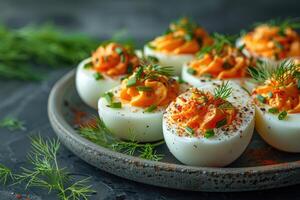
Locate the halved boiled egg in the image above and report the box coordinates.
[251,59,300,152]
[98,64,189,142]
[237,20,300,62]
[163,81,255,167]
[144,17,212,75]
[76,42,139,109]
[182,35,256,92]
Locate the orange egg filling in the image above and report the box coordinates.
[91,43,139,76]
[242,25,300,60]
[119,67,179,108]
[148,18,212,54]
[169,88,237,136]
[188,45,252,79]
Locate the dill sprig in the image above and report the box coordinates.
[214,81,233,99]
[0,164,14,185]
[0,117,26,131]
[13,135,95,200]
[0,23,98,80]
[248,59,299,86]
[196,33,236,57]
[79,118,164,161]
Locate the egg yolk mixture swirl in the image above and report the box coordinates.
[242,24,300,60]
[252,63,300,113]
[188,45,252,79]
[148,18,212,54]
[91,43,139,76]
[119,66,180,108]
[169,88,237,136]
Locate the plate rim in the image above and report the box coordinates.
[48,69,300,191]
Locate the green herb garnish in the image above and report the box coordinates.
[107,102,122,109]
[79,118,164,161]
[103,92,113,104]
[216,118,227,128]
[256,94,266,103]
[185,126,194,135]
[93,72,103,80]
[83,63,92,69]
[126,76,137,87]
[0,117,26,131]
[144,105,157,113]
[137,86,153,91]
[187,68,197,75]
[278,111,287,120]
[214,81,232,99]
[0,164,14,185]
[268,107,279,114]
[204,129,215,138]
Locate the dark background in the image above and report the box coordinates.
[0,0,300,199]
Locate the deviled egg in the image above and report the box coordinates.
[76,42,139,108]
[163,81,255,167]
[144,17,212,75]
[182,33,256,91]
[251,59,300,152]
[98,64,189,142]
[237,19,300,62]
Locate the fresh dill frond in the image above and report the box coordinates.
[15,135,95,200]
[0,164,14,185]
[78,118,165,161]
[0,117,26,131]
[248,59,299,86]
[214,81,233,99]
[196,33,236,57]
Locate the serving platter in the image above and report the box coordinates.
[48,70,300,192]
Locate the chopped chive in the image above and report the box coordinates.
[144,105,157,113]
[103,92,113,104]
[268,92,273,98]
[83,63,92,69]
[177,76,186,84]
[184,33,193,41]
[127,63,133,74]
[202,73,213,78]
[136,66,144,79]
[204,129,215,138]
[278,111,287,120]
[185,126,194,135]
[256,94,266,103]
[187,68,197,75]
[268,107,279,114]
[126,76,137,87]
[93,72,103,80]
[108,102,122,109]
[115,47,123,55]
[216,118,227,128]
[146,43,156,49]
[137,86,153,91]
[238,44,246,52]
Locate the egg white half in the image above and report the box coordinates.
[76,58,123,109]
[255,105,300,152]
[144,45,194,75]
[181,63,256,93]
[163,81,255,167]
[98,84,190,142]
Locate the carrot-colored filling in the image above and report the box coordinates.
[148,18,212,54]
[188,45,252,79]
[119,67,179,108]
[91,43,139,76]
[242,25,300,60]
[169,88,237,136]
[253,71,300,113]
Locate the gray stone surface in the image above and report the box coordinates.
[0,0,300,199]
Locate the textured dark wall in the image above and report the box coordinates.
[1,0,299,42]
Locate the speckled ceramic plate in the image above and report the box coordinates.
[48,70,300,192]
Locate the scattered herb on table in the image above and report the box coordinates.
[79,118,164,161]
[0,135,95,200]
[0,117,26,131]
